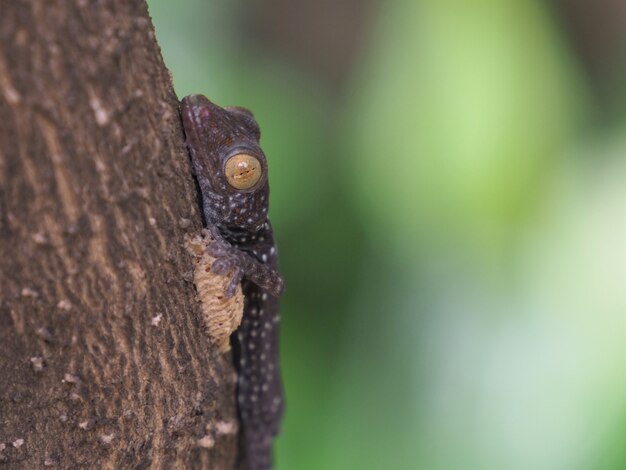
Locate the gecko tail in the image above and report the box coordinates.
[238,432,274,470]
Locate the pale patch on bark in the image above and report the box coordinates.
[37,115,81,223]
[0,49,21,105]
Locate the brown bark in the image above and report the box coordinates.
[0,1,238,468]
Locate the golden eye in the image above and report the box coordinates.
[224,154,262,190]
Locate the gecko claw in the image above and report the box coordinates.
[211,256,235,276]
[270,276,285,297]
[224,266,244,298]
[211,256,245,297]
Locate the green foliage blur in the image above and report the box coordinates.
[148,1,625,468]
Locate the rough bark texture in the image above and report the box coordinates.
[0,1,238,468]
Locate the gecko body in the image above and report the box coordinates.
[181,95,284,470]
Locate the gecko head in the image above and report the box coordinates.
[181,95,270,232]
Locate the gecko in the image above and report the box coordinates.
[180,94,285,470]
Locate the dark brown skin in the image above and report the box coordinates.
[181,95,285,470]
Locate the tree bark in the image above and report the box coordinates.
[0,1,238,468]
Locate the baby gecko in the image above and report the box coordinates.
[181,95,285,470]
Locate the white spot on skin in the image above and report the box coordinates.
[270,247,275,255]
[261,254,267,262]
[261,293,267,301]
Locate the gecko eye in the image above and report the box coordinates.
[224,154,262,190]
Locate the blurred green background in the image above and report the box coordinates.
[148,1,625,468]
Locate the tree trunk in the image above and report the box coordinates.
[0,1,238,468]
